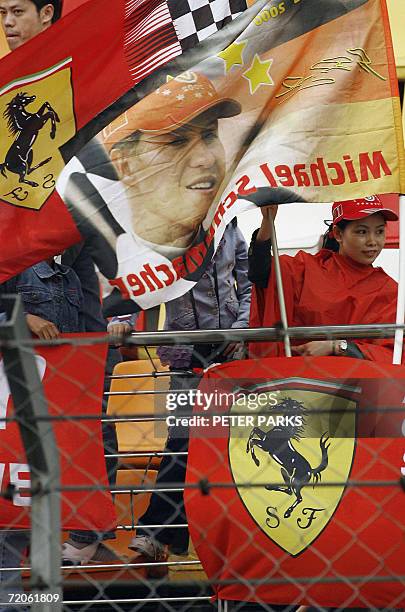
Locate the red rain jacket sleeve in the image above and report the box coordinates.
[249,249,399,363]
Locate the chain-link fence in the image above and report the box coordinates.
[0,295,404,611]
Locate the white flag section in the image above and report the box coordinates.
[0,356,47,430]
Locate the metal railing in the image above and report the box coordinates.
[1,295,404,610]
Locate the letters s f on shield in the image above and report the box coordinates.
[229,379,357,556]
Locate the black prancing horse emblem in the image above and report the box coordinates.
[0,92,60,188]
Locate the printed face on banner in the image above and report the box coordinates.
[0,59,75,210]
[109,112,227,248]
[56,0,404,312]
[101,70,239,247]
[229,383,356,556]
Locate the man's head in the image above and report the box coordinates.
[0,0,62,50]
[103,71,241,247]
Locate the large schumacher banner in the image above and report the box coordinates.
[0,0,254,286]
[0,335,116,532]
[0,0,404,315]
[185,357,405,608]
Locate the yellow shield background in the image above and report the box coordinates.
[229,384,357,556]
[0,64,75,210]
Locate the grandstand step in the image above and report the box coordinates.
[168,542,207,581]
[62,580,214,610]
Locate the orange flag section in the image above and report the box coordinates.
[217,0,405,198]
[233,98,403,202]
[380,0,405,191]
[223,0,396,114]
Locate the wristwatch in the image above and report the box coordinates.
[337,339,348,355]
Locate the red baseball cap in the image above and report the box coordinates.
[103,70,241,152]
[332,195,398,225]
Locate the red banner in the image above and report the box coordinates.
[185,357,405,607]
[0,334,116,532]
[0,0,132,280]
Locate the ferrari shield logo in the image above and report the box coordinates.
[0,58,75,210]
[228,379,357,556]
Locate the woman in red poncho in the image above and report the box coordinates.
[249,195,399,363]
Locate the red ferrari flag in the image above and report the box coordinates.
[0,0,134,279]
[185,357,405,608]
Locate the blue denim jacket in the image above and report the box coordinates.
[1,261,85,333]
[62,242,108,333]
[110,224,252,368]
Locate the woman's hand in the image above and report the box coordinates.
[292,341,334,357]
[256,205,278,242]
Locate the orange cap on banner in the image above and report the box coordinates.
[102,71,241,151]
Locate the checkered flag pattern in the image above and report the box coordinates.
[123,0,248,83]
[168,0,248,51]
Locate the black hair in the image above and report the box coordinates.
[31,0,63,23]
[322,220,350,252]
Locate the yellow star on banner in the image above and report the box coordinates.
[243,54,274,94]
[217,41,247,73]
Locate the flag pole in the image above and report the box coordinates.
[269,215,292,357]
[393,195,405,364]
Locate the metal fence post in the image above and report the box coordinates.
[0,295,62,611]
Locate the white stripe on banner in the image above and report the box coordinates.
[393,194,405,364]
[129,42,182,81]
[124,0,148,19]
[124,4,173,46]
